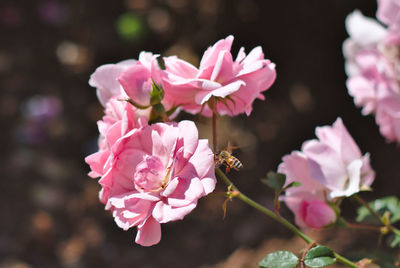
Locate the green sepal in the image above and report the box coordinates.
[150,79,164,105]
[122,99,151,110]
[148,103,168,123]
[166,104,181,116]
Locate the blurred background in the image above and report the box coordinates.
[1,0,399,267]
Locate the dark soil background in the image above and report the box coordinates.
[1,0,399,267]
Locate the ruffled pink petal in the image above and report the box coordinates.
[278,151,325,196]
[135,216,161,246]
[164,56,199,78]
[118,63,152,106]
[165,177,204,207]
[301,200,336,229]
[152,201,196,223]
[185,139,215,181]
[89,61,135,106]
[303,139,348,192]
[210,50,234,83]
[194,80,245,105]
[178,120,199,159]
[200,35,234,70]
[85,150,110,178]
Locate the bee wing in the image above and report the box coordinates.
[227,141,239,153]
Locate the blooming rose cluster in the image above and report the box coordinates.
[278,118,375,229]
[343,0,400,143]
[85,36,276,246]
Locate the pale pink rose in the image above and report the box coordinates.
[163,35,276,116]
[278,118,375,228]
[85,120,216,246]
[89,52,171,108]
[344,10,400,143]
[377,0,400,29]
[302,118,375,199]
[278,151,336,229]
[89,59,137,106]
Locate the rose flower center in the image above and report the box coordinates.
[134,156,166,192]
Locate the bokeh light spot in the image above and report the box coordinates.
[116,13,144,41]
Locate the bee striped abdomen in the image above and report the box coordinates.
[227,157,243,170]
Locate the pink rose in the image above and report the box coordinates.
[163,35,276,116]
[117,52,173,109]
[278,152,336,229]
[278,118,375,228]
[85,120,216,246]
[85,99,147,191]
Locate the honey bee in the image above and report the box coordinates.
[215,143,243,173]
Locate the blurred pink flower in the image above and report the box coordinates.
[278,118,375,228]
[344,10,400,143]
[163,35,276,116]
[85,120,216,246]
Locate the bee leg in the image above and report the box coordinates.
[225,166,231,173]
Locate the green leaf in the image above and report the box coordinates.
[304,246,336,268]
[258,251,299,268]
[261,171,286,192]
[390,233,400,247]
[356,196,400,224]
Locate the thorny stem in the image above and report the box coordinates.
[215,168,359,268]
[353,194,400,237]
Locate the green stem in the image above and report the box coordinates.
[212,112,217,152]
[345,222,382,232]
[334,253,359,268]
[216,168,359,268]
[353,194,382,223]
[353,194,400,236]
